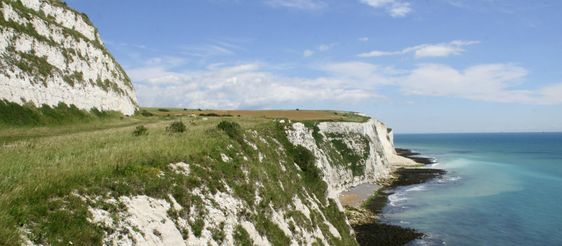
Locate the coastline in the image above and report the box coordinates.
[343,149,446,246]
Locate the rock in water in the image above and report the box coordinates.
[0,0,137,115]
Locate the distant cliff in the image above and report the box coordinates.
[0,0,137,115]
[287,118,417,197]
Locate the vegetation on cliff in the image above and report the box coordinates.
[0,99,123,126]
[0,108,366,245]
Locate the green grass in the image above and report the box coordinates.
[305,125,370,177]
[0,111,358,245]
[303,121,324,143]
[0,100,124,128]
[233,225,252,246]
[329,138,367,176]
[253,214,291,246]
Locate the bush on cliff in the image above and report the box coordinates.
[166,121,186,133]
[132,125,148,136]
[273,122,327,198]
[217,121,243,141]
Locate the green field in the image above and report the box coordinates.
[0,107,367,245]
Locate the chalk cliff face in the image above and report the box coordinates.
[287,119,416,198]
[0,0,137,115]
[78,118,413,245]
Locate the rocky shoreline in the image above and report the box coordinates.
[395,148,438,165]
[346,149,446,246]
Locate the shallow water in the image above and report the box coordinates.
[387,133,562,245]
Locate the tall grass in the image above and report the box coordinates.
[0,100,123,126]
[0,116,356,245]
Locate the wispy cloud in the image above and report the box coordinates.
[359,0,412,17]
[131,60,379,108]
[176,39,248,64]
[303,49,315,57]
[358,37,369,42]
[358,40,480,58]
[399,63,562,105]
[303,43,336,57]
[265,0,326,10]
[128,54,562,108]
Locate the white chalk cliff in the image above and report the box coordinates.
[0,0,137,115]
[287,119,417,198]
[81,118,415,245]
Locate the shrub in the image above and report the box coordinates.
[139,110,154,117]
[273,122,327,199]
[166,121,186,133]
[217,121,242,141]
[191,218,205,237]
[158,108,170,112]
[331,138,365,176]
[303,121,323,143]
[132,125,148,136]
[291,145,317,173]
[200,113,220,117]
[233,225,252,245]
[289,144,326,197]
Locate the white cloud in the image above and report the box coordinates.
[358,40,480,58]
[129,55,562,108]
[266,0,326,10]
[131,61,379,109]
[399,63,562,104]
[359,0,412,17]
[318,43,336,51]
[358,37,369,42]
[303,43,336,57]
[179,40,245,59]
[320,61,395,86]
[303,49,315,57]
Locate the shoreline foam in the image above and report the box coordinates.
[345,148,446,246]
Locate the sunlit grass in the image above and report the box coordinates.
[0,113,360,245]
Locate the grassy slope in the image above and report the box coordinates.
[0,109,365,245]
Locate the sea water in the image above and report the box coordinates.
[387,133,562,245]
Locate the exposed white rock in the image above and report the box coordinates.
[286,118,414,199]
[88,207,113,228]
[169,162,190,176]
[240,221,271,246]
[373,120,418,167]
[89,195,185,246]
[244,138,258,151]
[83,115,408,245]
[292,195,311,219]
[220,153,231,162]
[0,0,137,115]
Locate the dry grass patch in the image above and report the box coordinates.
[142,108,369,122]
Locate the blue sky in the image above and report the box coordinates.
[66,0,562,133]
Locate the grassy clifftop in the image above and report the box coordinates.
[141,107,370,122]
[0,108,370,245]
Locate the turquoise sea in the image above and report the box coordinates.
[389,133,562,245]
